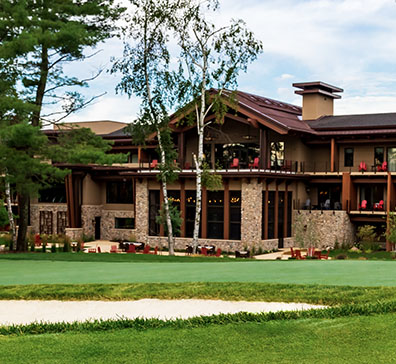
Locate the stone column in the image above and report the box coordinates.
[241,178,262,247]
[135,179,149,242]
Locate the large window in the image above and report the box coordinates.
[106,181,133,204]
[207,191,224,239]
[229,191,241,240]
[214,143,259,169]
[39,184,66,203]
[262,191,292,239]
[270,142,284,169]
[388,148,396,172]
[115,218,135,229]
[168,190,181,237]
[344,148,354,167]
[148,190,160,236]
[374,147,384,166]
[185,191,200,238]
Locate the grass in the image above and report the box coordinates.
[1,313,396,363]
[328,249,395,260]
[3,259,396,286]
[2,282,396,305]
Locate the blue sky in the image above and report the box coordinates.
[55,0,396,124]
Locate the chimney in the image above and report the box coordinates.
[293,81,343,120]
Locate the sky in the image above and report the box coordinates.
[56,0,396,124]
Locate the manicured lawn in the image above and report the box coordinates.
[2,259,396,286]
[1,313,396,363]
[2,282,396,305]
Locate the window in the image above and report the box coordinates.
[270,142,284,168]
[106,181,133,204]
[39,184,66,203]
[168,190,181,237]
[374,147,384,166]
[148,190,160,236]
[207,191,224,239]
[115,217,135,229]
[344,148,354,167]
[388,148,396,172]
[229,191,241,240]
[185,191,200,238]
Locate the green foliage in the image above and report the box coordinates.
[0,200,8,227]
[51,244,56,253]
[356,225,380,251]
[386,212,396,246]
[201,162,222,191]
[0,233,11,247]
[156,201,182,236]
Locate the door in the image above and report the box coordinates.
[94,216,101,240]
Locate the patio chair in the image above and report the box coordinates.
[201,247,208,256]
[382,161,388,171]
[127,244,136,253]
[378,200,384,210]
[110,245,118,253]
[97,246,101,253]
[290,247,297,258]
[88,248,96,253]
[215,248,222,257]
[185,245,193,255]
[359,161,367,172]
[248,157,259,169]
[34,234,41,247]
[294,249,305,260]
[314,250,329,260]
[143,245,151,254]
[184,161,191,169]
[306,247,315,258]
[359,200,368,210]
[150,159,158,169]
[153,246,158,255]
[230,158,239,169]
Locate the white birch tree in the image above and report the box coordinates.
[175,0,262,251]
[112,0,185,255]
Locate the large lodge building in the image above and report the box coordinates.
[30,81,396,251]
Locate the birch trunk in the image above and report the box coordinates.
[157,128,175,255]
[4,178,16,251]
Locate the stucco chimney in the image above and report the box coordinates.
[293,81,343,120]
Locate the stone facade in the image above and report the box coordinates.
[65,228,83,241]
[81,205,135,240]
[135,179,149,242]
[30,203,68,235]
[292,210,355,249]
[241,178,263,246]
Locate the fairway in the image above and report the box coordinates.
[2,260,396,286]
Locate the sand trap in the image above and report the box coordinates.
[0,299,326,326]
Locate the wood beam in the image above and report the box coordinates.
[330,138,335,172]
[259,128,268,169]
[178,132,185,168]
[387,172,392,251]
[180,181,186,238]
[224,181,230,240]
[264,182,269,240]
[283,184,288,238]
[342,172,351,213]
[201,187,207,239]
[274,183,279,239]
[159,188,164,237]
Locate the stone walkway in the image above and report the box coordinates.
[0,299,326,326]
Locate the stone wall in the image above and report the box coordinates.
[292,210,355,249]
[81,205,135,240]
[65,228,83,241]
[30,203,68,234]
[135,179,149,242]
[241,178,262,246]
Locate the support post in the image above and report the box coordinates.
[201,187,207,239]
[259,128,267,169]
[274,183,279,239]
[180,181,186,237]
[159,187,164,237]
[330,138,335,172]
[264,182,269,239]
[224,181,230,240]
[283,183,288,238]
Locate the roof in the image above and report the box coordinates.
[308,113,396,131]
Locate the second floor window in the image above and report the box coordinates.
[106,181,133,204]
[270,142,284,168]
[344,148,354,167]
[374,147,384,166]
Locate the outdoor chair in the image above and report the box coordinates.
[153,246,158,255]
[314,250,329,260]
[248,157,259,169]
[88,248,96,253]
[201,247,208,256]
[143,245,151,254]
[359,200,368,210]
[110,245,118,253]
[127,244,136,253]
[230,158,239,169]
[150,159,158,169]
[290,247,297,258]
[306,247,315,258]
[34,234,41,247]
[185,245,193,255]
[294,249,305,260]
[359,161,367,172]
[97,246,101,253]
[184,161,191,169]
[215,248,222,257]
[382,161,388,171]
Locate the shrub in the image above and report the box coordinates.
[51,244,57,253]
[356,225,379,251]
[257,246,263,255]
[0,233,12,248]
[82,234,94,243]
[336,254,347,260]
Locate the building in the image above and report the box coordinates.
[31,82,396,251]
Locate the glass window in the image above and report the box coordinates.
[207,191,224,239]
[115,218,135,229]
[374,147,384,166]
[39,184,66,203]
[270,142,284,168]
[185,191,200,238]
[344,148,354,167]
[148,190,160,236]
[229,191,241,240]
[388,148,396,172]
[167,190,181,237]
[106,181,133,204]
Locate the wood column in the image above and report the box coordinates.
[178,132,185,168]
[201,187,207,238]
[224,181,230,240]
[180,181,186,237]
[65,174,75,228]
[137,147,142,166]
[386,172,392,251]
[274,183,279,238]
[283,183,288,238]
[330,138,336,172]
[264,182,269,239]
[159,188,164,236]
[342,172,351,212]
[259,128,268,169]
